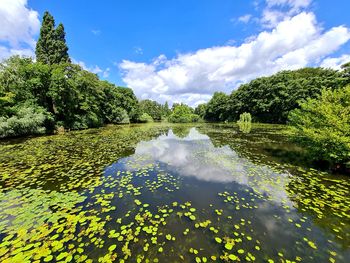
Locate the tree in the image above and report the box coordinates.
[36,12,56,64]
[237,112,252,133]
[289,86,350,169]
[0,55,141,137]
[36,12,70,65]
[204,92,229,121]
[53,23,70,64]
[237,112,252,123]
[194,103,207,118]
[168,104,200,123]
[139,99,163,120]
[162,101,171,117]
[139,113,154,123]
[227,68,343,123]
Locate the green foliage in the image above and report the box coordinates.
[340,62,350,85]
[230,68,343,123]
[237,112,252,133]
[204,92,229,121]
[0,11,140,138]
[0,56,139,136]
[111,108,130,124]
[139,113,154,123]
[202,68,343,123]
[139,99,171,121]
[168,104,200,123]
[163,101,171,117]
[237,112,252,123]
[194,103,207,118]
[0,91,15,117]
[289,86,350,167]
[139,99,163,120]
[0,104,52,138]
[36,12,70,65]
[112,87,140,122]
[53,23,71,64]
[238,121,252,134]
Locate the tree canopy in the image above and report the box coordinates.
[0,56,141,137]
[200,67,345,123]
[289,86,350,169]
[168,104,200,123]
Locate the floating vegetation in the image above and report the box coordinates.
[0,123,349,262]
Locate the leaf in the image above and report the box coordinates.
[215,237,222,244]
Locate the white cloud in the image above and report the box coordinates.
[0,46,35,61]
[321,54,350,70]
[262,0,312,28]
[0,0,39,61]
[103,68,110,78]
[73,59,111,78]
[238,14,252,23]
[266,0,312,10]
[120,12,350,106]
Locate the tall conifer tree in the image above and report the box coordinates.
[53,23,70,64]
[36,11,55,64]
[35,11,70,65]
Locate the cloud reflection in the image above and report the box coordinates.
[122,127,293,205]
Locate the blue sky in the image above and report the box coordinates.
[1,0,350,105]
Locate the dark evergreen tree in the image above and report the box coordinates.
[53,23,70,64]
[36,12,56,64]
[163,101,171,116]
[35,11,70,65]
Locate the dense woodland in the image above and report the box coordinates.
[199,67,347,123]
[0,11,349,170]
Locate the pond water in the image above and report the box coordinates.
[0,123,349,263]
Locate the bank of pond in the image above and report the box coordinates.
[0,123,349,262]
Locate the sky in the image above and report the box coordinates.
[1,0,350,106]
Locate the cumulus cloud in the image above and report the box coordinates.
[0,0,40,61]
[262,0,312,28]
[321,54,350,70]
[120,12,350,106]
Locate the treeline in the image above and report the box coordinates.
[0,12,142,138]
[138,100,200,123]
[196,65,350,170]
[0,11,204,138]
[197,67,348,123]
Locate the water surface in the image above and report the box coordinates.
[0,124,349,262]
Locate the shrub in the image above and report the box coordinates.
[288,86,350,168]
[112,108,130,124]
[237,112,252,123]
[139,113,154,123]
[0,105,51,138]
[168,104,200,123]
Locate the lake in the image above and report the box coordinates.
[0,123,349,263]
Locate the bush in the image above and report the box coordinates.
[288,86,350,168]
[237,112,252,123]
[168,104,201,123]
[0,105,51,138]
[139,113,154,123]
[112,108,130,124]
[168,113,201,123]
